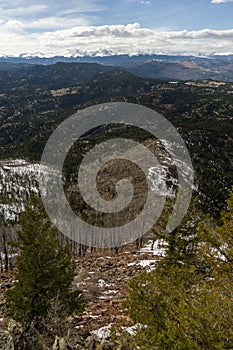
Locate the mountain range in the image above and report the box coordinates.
[1,54,233,82]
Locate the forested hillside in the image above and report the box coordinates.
[0,63,232,215]
[0,62,232,349]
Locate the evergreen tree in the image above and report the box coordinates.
[124,193,233,349]
[198,189,233,273]
[6,196,85,328]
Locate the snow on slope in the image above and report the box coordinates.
[0,159,42,221]
[0,139,195,222]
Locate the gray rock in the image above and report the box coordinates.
[101,341,115,350]
[0,330,14,350]
[85,335,100,349]
[52,336,68,350]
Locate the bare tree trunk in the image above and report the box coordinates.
[0,254,3,272]
[2,229,9,272]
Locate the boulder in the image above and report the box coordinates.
[0,330,14,350]
[52,336,70,350]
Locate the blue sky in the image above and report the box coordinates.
[97,0,233,30]
[0,0,233,56]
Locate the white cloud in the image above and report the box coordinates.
[56,2,106,16]
[37,24,233,57]
[24,17,92,30]
[0,16,92,33]
[0,0,232,57]
[140,1,151,5]
[211,0,233,3]
[0,4,48,17]
[0,1,105,21]
[1,23,233,57]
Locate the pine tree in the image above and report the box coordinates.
[155,197,202,266]
[198,189,233,273]
[123,193,233,349]
[6,196,85,328]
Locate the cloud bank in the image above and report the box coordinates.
[212,0,233,3]
[1,23,233,57]
[0,0,233,57]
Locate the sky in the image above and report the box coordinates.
[0,0,233,57]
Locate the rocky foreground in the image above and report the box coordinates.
[0,239,166,349]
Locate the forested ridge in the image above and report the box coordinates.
[0,62,232,349]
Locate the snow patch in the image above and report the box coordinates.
[122,323,146,336]
[148,166,177,197]
[0,158,56,221]
[92,323,113,339]
[139,239,167,257]
[98,279,111,288]
[138,259,157,270]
